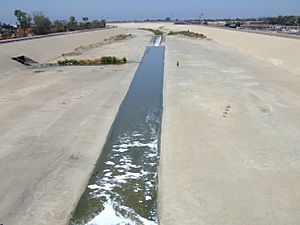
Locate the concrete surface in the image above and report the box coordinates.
[159,35,300,225]
[0,27,137,74]
[116,23,300,75]
[1,23,300,225]
[0,28,151,225]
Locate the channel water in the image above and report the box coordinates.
[70,37,165,225]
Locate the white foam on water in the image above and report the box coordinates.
[145,181,153,187]
[86,203,133,225]
[101,183,114,191]
[113,172,142,184]
[113,148,128,153]
[105,161,115,166]
[141,170,149,175]
[154,36,162,47]
[118,205,158,225]
[88,184,101,190]
[146,153,157,158]
[145,195,152,200]
[114,177,127,184]
[86,129,160,225]
[105,172,113,177]
[85,199,158,225]
[115,161,141,171]
[116,140,157,149]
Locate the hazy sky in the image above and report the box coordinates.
[1,0,300,24]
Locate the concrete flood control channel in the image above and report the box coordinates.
[70,37,165,225]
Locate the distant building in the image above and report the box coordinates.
[207,21,226,26]
[241,24,300,34]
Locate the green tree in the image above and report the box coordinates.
[101,19,106,27]
[53,20,66,32]
[297,17,300,26]
[277,15,285,25]
[67,16,78,31]
[32,12,52,35]
[82,17,89,23]
[14,9,32,36]
[91,19,106,29]
[82,17,89,29]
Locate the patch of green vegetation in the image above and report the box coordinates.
[168,30,207,39]
[57,56,127,66]
[100,56,127,64]
[139,28,164,35]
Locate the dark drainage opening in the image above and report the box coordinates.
[12,55,39,66]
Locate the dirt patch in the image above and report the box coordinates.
[62,34,135,57]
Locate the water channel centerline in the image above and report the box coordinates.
[70,37,165,225]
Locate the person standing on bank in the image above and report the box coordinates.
[177,61,179,67]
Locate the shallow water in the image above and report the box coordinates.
[70,42,165,225]
[153,36,162,47]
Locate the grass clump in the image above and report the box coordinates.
[139,28,164,35]
[168,30,207,39]
[58,56,127,66]
[99,56,127,64]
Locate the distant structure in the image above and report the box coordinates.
[173,16,300,36]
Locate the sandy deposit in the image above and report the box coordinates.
[61,33,135,57]
[116,22,300,75]
[0,28,152,225]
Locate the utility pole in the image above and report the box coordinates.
[199,13,204,24]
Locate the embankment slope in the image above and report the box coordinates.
[0,28,127,73]
[0,28,151,225]
[159,33,300,224]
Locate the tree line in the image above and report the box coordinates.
[263,15,300,26]
[205,15,300,26]
[1,9,106,39]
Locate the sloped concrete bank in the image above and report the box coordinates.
[0,28,146,74]
[0,28,152,225]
